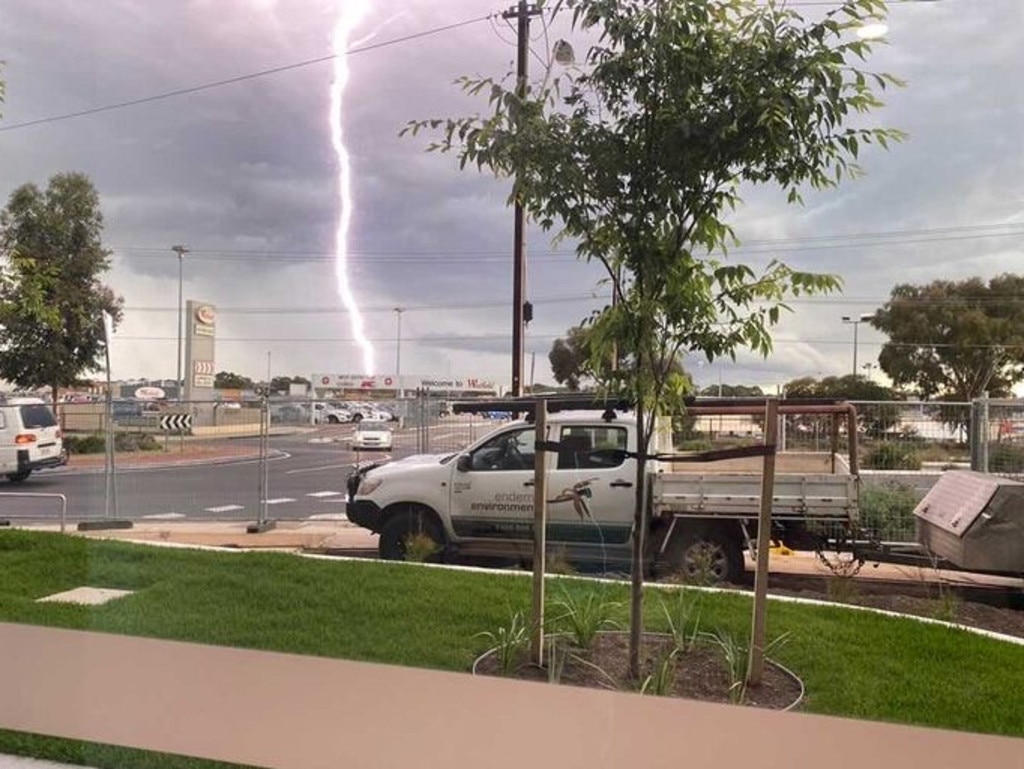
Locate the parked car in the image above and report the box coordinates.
[0,396,66,482]
[313,402,353,424]
[270,403,309,424]
[351,419,393,451]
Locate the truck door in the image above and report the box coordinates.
[449,425,538,540]
[547,423,635,545]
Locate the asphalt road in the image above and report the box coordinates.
[0,419,492,526]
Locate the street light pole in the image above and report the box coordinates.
[842,314,873,376]
[394,307,403,397]
[171,245,190,401]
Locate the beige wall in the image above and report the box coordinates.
[1,622,1020,769]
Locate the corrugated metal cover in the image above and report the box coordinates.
[913,470,1003,538]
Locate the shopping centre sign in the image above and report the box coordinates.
[312,374,499,393]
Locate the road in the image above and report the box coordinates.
[0,419,494,526]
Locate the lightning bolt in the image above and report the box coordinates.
[330,0,374,374]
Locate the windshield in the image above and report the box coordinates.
[358,420,388,430]
[19,404,57,428]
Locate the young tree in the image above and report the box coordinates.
[873,275,1024,401]
[405,0,902,677]
[0,172,123,404]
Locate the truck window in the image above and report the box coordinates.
[557,426,628,470]
[469,427,535,471]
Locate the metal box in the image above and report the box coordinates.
[914,470,1024,574]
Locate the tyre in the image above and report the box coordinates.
[6,470,31,483]
[351,413,363,423]
[661,522,745,585]
[378,508,445,562]
[327,414,340,424]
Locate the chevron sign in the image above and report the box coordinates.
[160,414,194,431]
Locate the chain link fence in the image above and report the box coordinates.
[28,392,1024,544]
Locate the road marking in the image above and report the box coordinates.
[265,498,296,505]
[307,491,342,498]
[141,512,187,520]
[286,463,358,475]
[306,513,348,521]
[205,504,244,513]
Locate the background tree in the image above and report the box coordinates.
[783,373,900,434]
[549,324,633,390]
[269,375,311,395]
[407,0,901,677]
[872,275,1024,401]
[548,326,592,391]
[215,371,254,390]
[699,383,765,398]
[0,172,123,404]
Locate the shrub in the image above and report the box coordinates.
[864,442,921,470]
[859,482,920,542]
[64,434,106,454]
[65,432,162,454]
[114,432,161,452]
[988,442,1024,473]
[677,437,713,453]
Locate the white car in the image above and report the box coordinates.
[313,402,353,424]
[0,396,66,482]
[351,419,393,451]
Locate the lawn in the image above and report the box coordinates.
[0,530,1021,768]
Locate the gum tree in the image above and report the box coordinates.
[405,0,902,677]
[0,172,123,404]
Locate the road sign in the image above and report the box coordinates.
[160,414,193,432]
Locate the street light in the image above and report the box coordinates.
[394,307,403,397]
[841,314,874,376]
[171,245,190,401]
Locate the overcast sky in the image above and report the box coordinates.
[1,0,1022,393]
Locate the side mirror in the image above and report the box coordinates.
[456,454,472,472]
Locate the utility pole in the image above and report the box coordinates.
[172,245,190,401]
[504,0,541,397]
[394,307,403,397]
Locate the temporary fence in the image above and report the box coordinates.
[25,392,1024,543]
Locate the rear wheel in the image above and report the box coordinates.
[6,470,31,483]
[378,508,445,562]
[661,522,745,585]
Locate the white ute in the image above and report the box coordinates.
[346,402,861,582]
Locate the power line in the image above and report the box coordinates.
[108,333,1024,352]
[0,13,494,133]
[121,292,603,314]
[106,220,1024,262]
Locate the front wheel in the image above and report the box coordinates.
[378,509,445,563]
[6,470,31,483]
[660,523,745,585]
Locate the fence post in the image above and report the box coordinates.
[971,393,990,473]
[980,391,990,473]
[247,391,275,534]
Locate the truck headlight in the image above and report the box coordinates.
[359,477,383,495]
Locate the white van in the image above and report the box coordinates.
[0,396,66,482]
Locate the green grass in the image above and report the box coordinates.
[0,530,1022,768]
